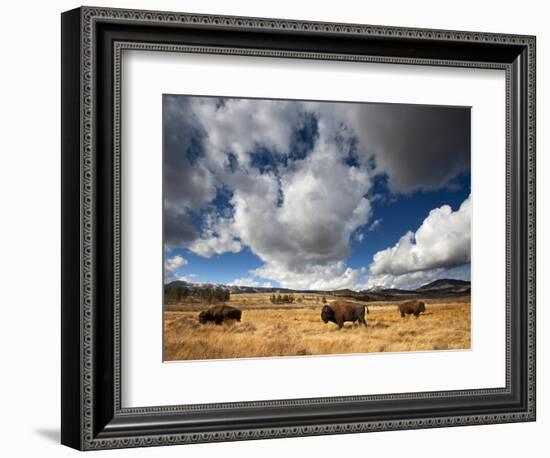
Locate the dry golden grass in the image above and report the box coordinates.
[163,295,471,361]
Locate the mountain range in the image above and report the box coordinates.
[165,278,470,300]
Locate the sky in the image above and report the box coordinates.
[163,95,471,290]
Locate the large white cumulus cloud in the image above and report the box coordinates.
[365,196,471,288]
[232,120,371,265]
[185,104,372,289]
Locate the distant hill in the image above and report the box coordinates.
[416,278,470,292]
[344,278,470,301]
[412,279,471,299]
[165,278,470,301]
[165,280,195,289]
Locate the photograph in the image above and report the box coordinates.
[162,95,472,361]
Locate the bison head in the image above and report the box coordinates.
[321,305,334,323]
[198,310,212,324]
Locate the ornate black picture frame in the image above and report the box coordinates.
[61,6,536,450]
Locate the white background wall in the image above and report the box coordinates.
[0,0,545,456]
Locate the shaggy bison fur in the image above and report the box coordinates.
[321,301,368,329]
[397,300,426,318]
[198,305,242,325]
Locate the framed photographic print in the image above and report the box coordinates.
[61,6,536,450]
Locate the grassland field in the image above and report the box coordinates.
[164,293,471,361]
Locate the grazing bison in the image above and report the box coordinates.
[321,301,368,329]
[398,300,426,318]
[198,305,242,325]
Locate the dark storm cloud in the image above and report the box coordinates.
[163,208,198,247]
[163,95,216,248]
[345,103,471,193]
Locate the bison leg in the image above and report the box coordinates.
[414,312,420,319]
[337,319,344,329]
[215,318,223,325]
[400,311,405,318]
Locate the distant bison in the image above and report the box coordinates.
[198,305,242,325]
[398,300,426,318]
[321,301,368,329]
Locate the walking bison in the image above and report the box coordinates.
[321,301,368,329]
[397,300,426,318]
[198,305,242,325]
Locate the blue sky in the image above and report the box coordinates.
[163,95,471,290]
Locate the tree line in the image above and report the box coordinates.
[270,294,295,304]
[269,294,328,304]
[165,286,230,304]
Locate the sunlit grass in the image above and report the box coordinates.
[163,295,471,361]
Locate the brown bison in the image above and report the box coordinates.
[321,301,368,329]
[198,305,242,325]
[398,300,426,318]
